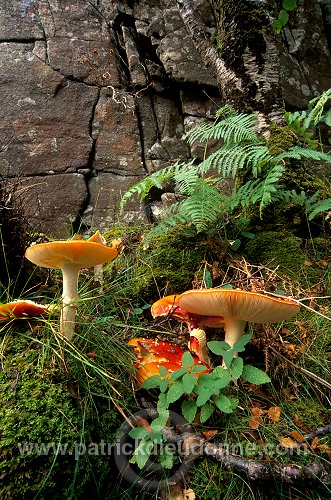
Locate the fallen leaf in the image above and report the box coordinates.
[249,407,263,429]
[267,406,281,423]
[281,328,291,335]
[289,430,304,443]
[165,485,196,499]
[202,430,218,440]
[304,260,312,266]
[278,436,298,449]
[311,436,320,449]
[135,416,154,433]
[317,444,331,459]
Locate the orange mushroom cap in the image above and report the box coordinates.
[151,295,225,330]
[128,337,210,388]
[25,238,118,270]
[0,300,50,322]
[25,231,118,341]
[177,288,300,324]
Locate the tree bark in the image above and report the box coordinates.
[176,0,284,121]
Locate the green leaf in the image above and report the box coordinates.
[182,399,198,423]
[192,364,210,373]
[212,370,231,391]
[170,367,187,381]
[183,372,197,394]
[233,333,252,352]
[182,351,195,370]
[159,445,174,469]
[150,410,169,432]
[272,19,282,33]
[128,427,149,440]
[230,357,244,379]
[241,231,255,239]
[200,402,215,423]
[283,0,297,10]
[159,365,169,377]
[167,380,185,404]
[207,340,231,355]
[278,9,289,25]
[214,394,234,414]
[229,239,241,251]
[157,393,169,412]
[242,365,271,385]
[132,439,154,469]
[141,375,161,390]
[150,431,164,444]
[196,373,218,388]
[196,387,214,407]
[204,268,213,288]
[222,348,235,368]
[159,377,169,393]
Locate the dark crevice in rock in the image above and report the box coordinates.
[0,38,44,43]
[71,88,101,233]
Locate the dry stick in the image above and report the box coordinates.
[159,424,331,486]
[269,346,331,391]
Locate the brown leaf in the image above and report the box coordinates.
[135,416,153,433]
[317,444,331,459]
[311,436,320,449]
[267,406,281,423]
[202,430,218,440]
[278,436,298,449]
[289,430,304,443]
[249,407,263,429]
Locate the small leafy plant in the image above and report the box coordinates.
[272,0,297,34]
[128,334,271,469]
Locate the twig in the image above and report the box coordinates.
[304,425,331,441]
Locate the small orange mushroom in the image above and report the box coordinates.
[0,300,50,322]
[25,231,118,341]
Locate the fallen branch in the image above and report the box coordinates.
[154,412,331,486]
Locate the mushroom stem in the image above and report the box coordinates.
[60,264,81,341]
[189,328,211,366]
[222,317,246,367]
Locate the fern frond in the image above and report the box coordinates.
[198,143,271,178]
[307,88,331,125]
[275,146,331,163]
[308,197,331,220]
[200,113,259,144]
[257,165,286,215]
[119,161,191,213]
[228,164,286,216]
[179,179,226,231]
[174,165,201,195]
[184,122,214,146]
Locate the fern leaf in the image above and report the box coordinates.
[308,197,331,220]
[275,146,331,163]
[179,179,226,231]
[119,161,191,213]
[201,113,259,144]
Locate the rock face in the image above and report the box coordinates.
[0,0,330,237]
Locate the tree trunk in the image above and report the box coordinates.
[176,0,284,122]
